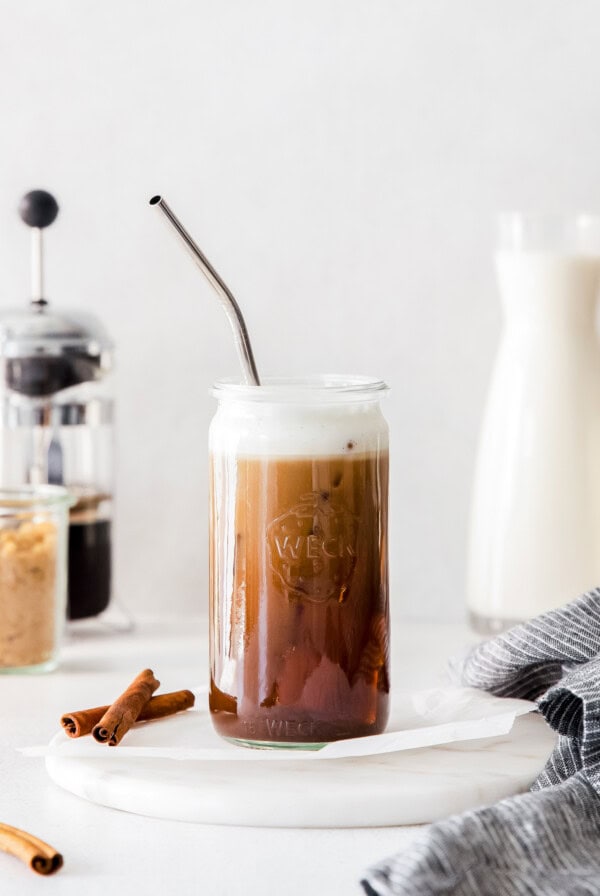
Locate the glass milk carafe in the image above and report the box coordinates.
[467,214,600,633]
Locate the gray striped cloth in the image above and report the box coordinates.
[361,588,600,896]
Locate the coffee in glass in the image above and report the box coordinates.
[209,376,390,748]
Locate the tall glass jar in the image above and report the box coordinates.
[0,485,72,673]
[209,376,390,748]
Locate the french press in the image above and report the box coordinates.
[0,191,114,621]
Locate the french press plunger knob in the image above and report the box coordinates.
[18,190,59,306]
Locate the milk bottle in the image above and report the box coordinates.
[467,215,600,632]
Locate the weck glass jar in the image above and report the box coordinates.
[209,375,390,748]
[0,485,71,673]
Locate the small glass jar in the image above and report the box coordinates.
[0,486,71,673]
[209,376,390,748]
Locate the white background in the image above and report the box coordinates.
[0,0,598,619]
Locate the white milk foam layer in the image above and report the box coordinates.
[209,401,389,458]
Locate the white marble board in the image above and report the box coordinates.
[45,711,554,828]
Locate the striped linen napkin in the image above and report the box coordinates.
[362,588,600,896]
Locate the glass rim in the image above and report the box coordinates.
[497,212,600,253]
[498,211,600,226]
[212,374,389,403]
[0,485,75,511]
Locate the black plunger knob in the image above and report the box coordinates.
[19,190,59,228]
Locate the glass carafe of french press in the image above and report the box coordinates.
[0,191,115,623]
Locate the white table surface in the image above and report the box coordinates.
[0,616,489,895]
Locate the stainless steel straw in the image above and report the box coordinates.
[149,195,261,386]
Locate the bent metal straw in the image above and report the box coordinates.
[149,195,261,386]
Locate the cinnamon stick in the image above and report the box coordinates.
[61,689,195,738]
[92,669,160,746]
[0,823,62,875]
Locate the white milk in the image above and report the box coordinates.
[467,252,600,627]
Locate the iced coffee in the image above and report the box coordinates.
[209,376,389,747]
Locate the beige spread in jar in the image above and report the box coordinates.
[0,519,57,668]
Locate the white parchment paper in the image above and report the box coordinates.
[21,686,536,763]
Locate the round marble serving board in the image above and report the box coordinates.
[45,713,554,828]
